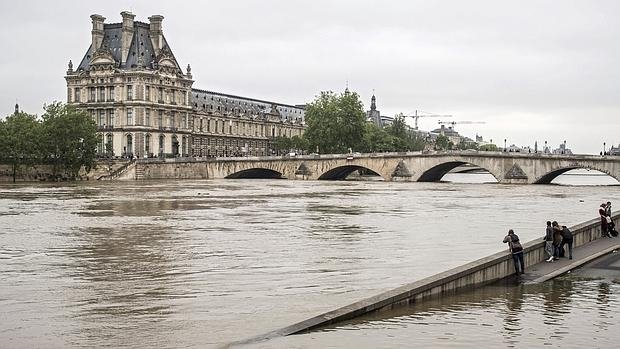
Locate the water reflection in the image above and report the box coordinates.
[59,224,188,347]
[260,275,620,348]
[502,285,523,345]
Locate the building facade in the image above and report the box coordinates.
[66,12,305,158]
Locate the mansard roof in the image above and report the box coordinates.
[192,88,305,110]
[190,88,305,123]
[76,22,182,73]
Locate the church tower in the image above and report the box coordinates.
[366,93,382,127]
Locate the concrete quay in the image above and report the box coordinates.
[227,213,619,348]
[524,235,620,284]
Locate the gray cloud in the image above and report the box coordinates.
[1,0,619,153]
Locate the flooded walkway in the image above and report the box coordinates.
[229,217,619,348]
[524,236,620,284]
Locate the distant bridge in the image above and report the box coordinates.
[112,151,620,184]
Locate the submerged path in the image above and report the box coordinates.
[226,215,618,348]
[523,236,620,284]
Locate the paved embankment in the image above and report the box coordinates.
[228,213,619,348]
[524,236,620,284]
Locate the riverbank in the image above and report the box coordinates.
[230,213,619,347]
[0,160,130,182]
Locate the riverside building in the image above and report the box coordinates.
[65,12,305,158]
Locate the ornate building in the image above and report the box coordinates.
[65,12,305,158]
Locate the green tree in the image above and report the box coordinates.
[272,136,292,155]
[435,134,453,150]
[40,102,99,178]
[290,135,309,153]
[0,112,42,182]
[456,140,479,150]
[303,89,366,154]
[383,114,427,151]
[479,143,498,151]
[362,122,395,152]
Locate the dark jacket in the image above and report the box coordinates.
[503,234,523,254]
[605,204,612,218]
[544,226,554,241]
[561,226,573,240]
[600,208,609,231]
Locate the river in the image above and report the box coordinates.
[0,172,618,348]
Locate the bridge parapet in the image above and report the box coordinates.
[121,151,620,183]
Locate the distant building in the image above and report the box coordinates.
[430,124,462,146]
[552,143,573,155]
[65,12,305,158]
[380,115,394,126]
[366,94,382,127]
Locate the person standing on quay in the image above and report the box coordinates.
[503,229,525,274]
[605,201,612,217]
[544,221,555,262]
[552,221,564,259]
[554,222,573,260]
[600,205,611,237]
[605,201,615,230]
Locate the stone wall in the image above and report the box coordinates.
[0,164,56,182]
[0,160,131,182]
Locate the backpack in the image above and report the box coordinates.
[510,235,523,253]
[561,226,573,239]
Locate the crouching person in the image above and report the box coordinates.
[503,229,525,274]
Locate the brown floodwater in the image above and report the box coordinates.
[0,174,618,348]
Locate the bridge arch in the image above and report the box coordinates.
[318,165,383,180]
[417,161,500,182]
[225,168,284,179]
[535,166,620,184]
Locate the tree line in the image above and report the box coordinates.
[272,89,494,155]
[0,102,99,182]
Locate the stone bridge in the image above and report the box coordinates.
[116,151,620,184]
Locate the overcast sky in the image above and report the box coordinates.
[1,0,618,153]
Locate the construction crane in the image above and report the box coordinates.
[403,110,452,130]
[437,120,486,130]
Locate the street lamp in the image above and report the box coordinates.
[544,140,547,154]
[504,139,507,152]
[603,142,606,155]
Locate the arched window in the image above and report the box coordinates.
[105,133,113,156]
[126,134,133,157]
[145,134,151,156]
[172,135,179,156]
[159,134,165,157]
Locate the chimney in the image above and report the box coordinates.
[90,14,105,51]
[148,15,164,53]
[120,11,136,65]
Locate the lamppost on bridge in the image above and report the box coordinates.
[504,139,507,152]
[603,142,606,155]
[544,140,547,154]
